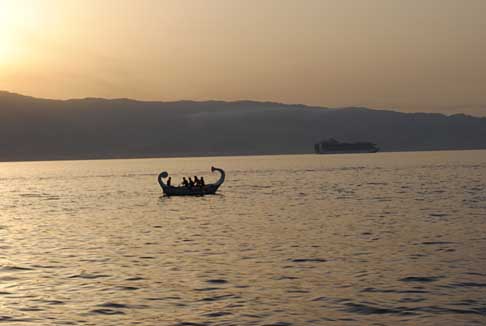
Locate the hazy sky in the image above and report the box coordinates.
[1,0,485,116]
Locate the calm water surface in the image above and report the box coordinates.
[0,151,485,325]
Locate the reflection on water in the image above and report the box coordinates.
[0,151,485,325]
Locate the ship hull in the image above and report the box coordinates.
[314,139,379,154]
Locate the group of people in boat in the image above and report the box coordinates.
[166,176,205,188]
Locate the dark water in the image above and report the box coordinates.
[0,151,485,325]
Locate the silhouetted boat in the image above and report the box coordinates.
[315,138,379,154]
[158,166,225,196]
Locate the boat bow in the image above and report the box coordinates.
[158,171,170,191]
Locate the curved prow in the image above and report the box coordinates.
[158,171,169,189]
[211,166,225,187]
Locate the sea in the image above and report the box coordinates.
[0,151,485,326]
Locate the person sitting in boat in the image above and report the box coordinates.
[188,177,195,187]
[167,177,172,187]
[200,177,205,187]
[181,177,189,187]
[194,176,200,186]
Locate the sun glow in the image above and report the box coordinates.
[0,2,15,64]
[0,0,42,67]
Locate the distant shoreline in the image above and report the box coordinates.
[2,91,486,163]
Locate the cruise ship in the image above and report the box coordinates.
[314,138,379,154]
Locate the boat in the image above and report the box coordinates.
[314,138,379,154]
[158,166,225,196]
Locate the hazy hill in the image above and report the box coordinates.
[1,91,486,161]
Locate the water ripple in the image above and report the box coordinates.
[1,152,485,325]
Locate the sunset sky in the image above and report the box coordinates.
[1,0,485,116]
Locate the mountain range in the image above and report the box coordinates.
[1,91,485,161]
